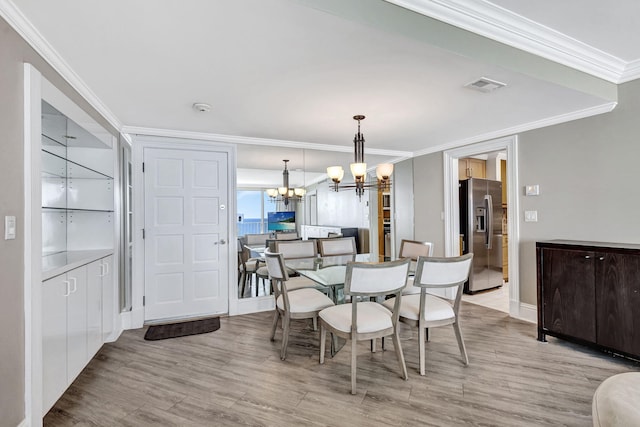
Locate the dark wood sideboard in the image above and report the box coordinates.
[537,240,640,360]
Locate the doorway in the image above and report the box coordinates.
[131,136,236,327]
[443,136,521,318]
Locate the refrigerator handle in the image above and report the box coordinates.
[484,194,493,249]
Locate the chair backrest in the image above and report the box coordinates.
[344,258,411,297]
[274,240,317,259]
[237,239,246,268]
[318,237,357,256]
[413,254,473,289]
[399,239,434,260]
[275,231,299,240]
[264,250,288,281]
[245,233,270,246]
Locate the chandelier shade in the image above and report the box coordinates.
[326,115,393,199]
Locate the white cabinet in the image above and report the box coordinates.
[42,265,88,414]
[42,255,113,415]
[86,260,103,359]
[301,225,341,239]
[101,255,115,341]
[41,274,68,414]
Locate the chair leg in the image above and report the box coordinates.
[453,321,469,365]
[319,322,326,364]
[312,316,318,331]
[281,314,291,360]
[371,338,376,353]
[270,310,279,341]
[392,330,408,381]
[238,271,246,297]
[351,337,358,395]
[418,326,427,376]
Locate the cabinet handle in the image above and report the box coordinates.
[63,280,71,297]
[104,261,109,275]
[599,257,605,261]
[584,255,591,259]
[99,263,106,277]
[69,277,77,293]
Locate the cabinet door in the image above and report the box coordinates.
[42,274,69,415]
[102,255,115,341]
[596,252,640,356]
[66,266,88,382]
[86,260,103,359]
[541,248,596,342]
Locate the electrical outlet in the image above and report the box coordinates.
[524,211,538,222]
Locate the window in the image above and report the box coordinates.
[237,190,269,236]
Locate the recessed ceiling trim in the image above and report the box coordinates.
[385,0,630,83]
[411,101,617,158]
[0,0,123,131]
[122,126,413,158]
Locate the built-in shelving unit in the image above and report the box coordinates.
[40,98,116,415]
[41,101,114,275]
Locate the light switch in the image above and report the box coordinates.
[524,211,538,222]
[5,216,16,240]
[525,184,540,196]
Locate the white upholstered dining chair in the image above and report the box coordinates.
[398,239,434,295]
[383,253,473,375]
[317,236,357,256]
[318,258,411,394]
[265,250,334,360]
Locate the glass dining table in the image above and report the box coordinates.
[284,253,378,304]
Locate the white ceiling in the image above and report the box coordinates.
[3,0,638,186]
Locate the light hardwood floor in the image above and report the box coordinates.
[44,303,639,426]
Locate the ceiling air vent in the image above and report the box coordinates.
[464,77,507,93]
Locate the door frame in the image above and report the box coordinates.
[131,136,237,328]
[443,135,532,321]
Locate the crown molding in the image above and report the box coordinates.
[412,101,617,158]
[385,0,632,84]
[619,60,640,84]
[0,0,122,131]
[122,126,413,158]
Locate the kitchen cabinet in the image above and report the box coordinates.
[458,158,486,180]
[537,240,640,359]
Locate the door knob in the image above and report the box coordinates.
[220,239,226,245]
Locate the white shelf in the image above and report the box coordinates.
[42,249,113,280]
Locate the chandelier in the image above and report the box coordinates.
[326,115,393,200]
[266,160,305,207]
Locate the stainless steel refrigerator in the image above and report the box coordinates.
[459,178,503,294]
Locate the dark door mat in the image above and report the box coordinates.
[144,317,220,341]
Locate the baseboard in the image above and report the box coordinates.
[17,418,29,427]
[516,303,537,324]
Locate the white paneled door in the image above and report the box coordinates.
[144,147,229,321]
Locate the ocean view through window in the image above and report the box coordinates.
[237,190,269,236]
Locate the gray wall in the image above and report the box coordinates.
[392,159,415,252]
[0,16,117,425]
[412,79,640,306]
[517,78,640,304]
[412,152,446,256]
